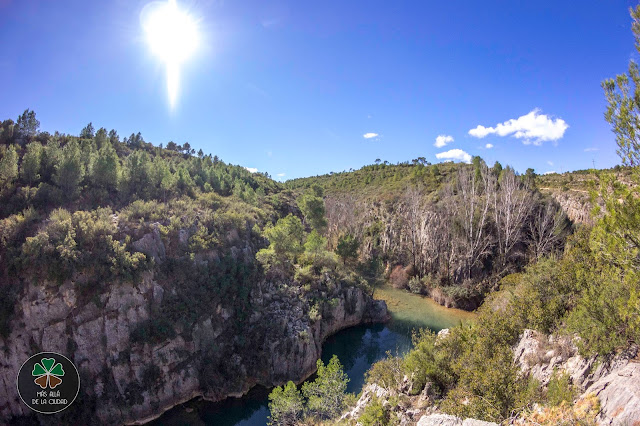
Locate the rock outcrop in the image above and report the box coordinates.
[416,414,497,426]
[0,269,388,424]
[514,329,640,425]
[542,189,593,225]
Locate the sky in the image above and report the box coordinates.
[0,0,637,180]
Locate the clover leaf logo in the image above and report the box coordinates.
[32,357,64,389]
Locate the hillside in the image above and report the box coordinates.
[287,159,580,309]
[273,160,640,425]
[0,115,388,424]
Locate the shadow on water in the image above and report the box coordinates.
[151,284,475,425]
[150,386,270,426]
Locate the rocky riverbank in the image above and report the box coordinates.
[340,328,640,425]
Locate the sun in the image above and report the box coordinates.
[142,0,199,108]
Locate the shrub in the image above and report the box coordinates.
[407,276,424,294]
[130,318,176,344]
[389,265,408,289]
[358,397,391,426]
[365,352,403,391]
[268,381,304,426]
[546,370,577,406]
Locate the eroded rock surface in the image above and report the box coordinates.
[0,270,388,424]
[416,414,497,426]
[514,329,640,425]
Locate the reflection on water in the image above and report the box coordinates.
[151,285,475,426]
[321,323,411,395]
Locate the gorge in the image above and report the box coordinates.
[151,284,475,425]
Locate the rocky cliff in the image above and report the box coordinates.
[541,188,593,225]
[514,329,640,425]
[340,329,639,425]
[0,261,387,424]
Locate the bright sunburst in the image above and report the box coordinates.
[142,0,199,108]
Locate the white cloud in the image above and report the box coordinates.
[276,173,286,177]
[435,149,472,164]
[485,143,494,149]
[468,109,568,145]
[547,160,554,166]
[434,135,454,148]
[543,171,557,175]
[363,132,379,139]
[245,167,258,173]
[584,147,599,152]
[469,125,493,138]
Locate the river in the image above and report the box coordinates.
[152,285,475,426]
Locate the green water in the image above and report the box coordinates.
[152,285,475,426]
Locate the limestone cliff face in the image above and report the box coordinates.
[0,269,387,425]
[541,189,593,225]
[514,329,640,425]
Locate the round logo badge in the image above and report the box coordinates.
[17,352,80,414]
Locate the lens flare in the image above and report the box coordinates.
[142,0,199,108]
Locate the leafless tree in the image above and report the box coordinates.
[493,167,534,269]
[528,199,568,261]
[399,185,424,274]
[417,205,448,279]
[452,164,494,280]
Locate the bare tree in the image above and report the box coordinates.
[452,164,494,280]
[492,167,534,269]
[399,185,424,274]
[417,205,448,279]
[528,199,568,261]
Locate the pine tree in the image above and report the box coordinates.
[16,109,40,142]
[267,381,304,426]
[80,122,95,139]
[301,355,349,420]
[297,186,327,233]
[336,234,359,265]
[91,143,119,192]
[0,145,19,187]
[20,142,42,185]
[54,141,85,200]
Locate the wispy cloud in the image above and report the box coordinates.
[547,160,554,166]
[276,173,286,177]
[584,147,599,152]
[434,135,454,148]
[436,149,472,164]
[261,18,281,28]
[468,109,568,145]
[485,143,493,149]
[363,132,379,139]
[245,167,258,173]
[543,171,557,175]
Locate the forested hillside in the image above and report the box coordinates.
[0,113,388,424]
[288,159,573,309]
[0,113,290,337]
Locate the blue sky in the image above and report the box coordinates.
[0,0,636,180]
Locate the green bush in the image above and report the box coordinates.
[268,381,304,426]
[546,370,577,406]
[358,397,391,426]
[130,318,176,344]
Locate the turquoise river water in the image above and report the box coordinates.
[152,285,475,426]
